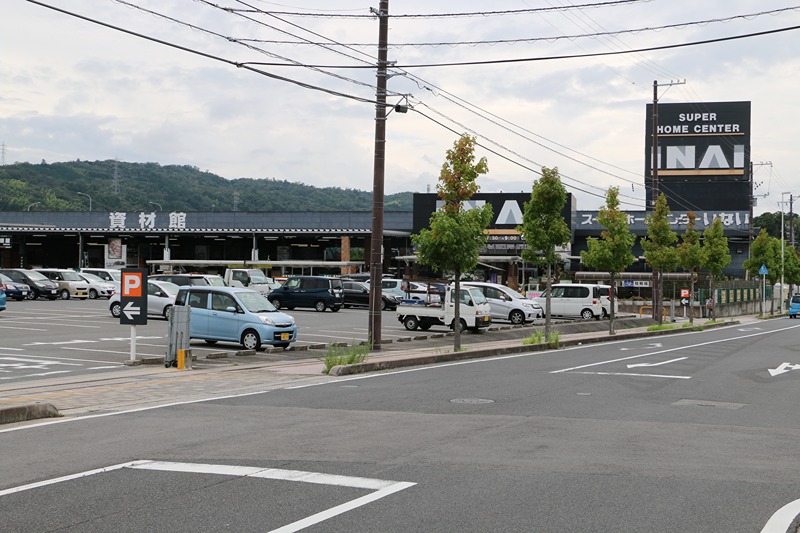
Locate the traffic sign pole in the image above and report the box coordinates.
[130,325,136,362]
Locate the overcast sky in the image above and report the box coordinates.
[3,1,799,215]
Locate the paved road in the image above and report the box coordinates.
[2,318,799,531]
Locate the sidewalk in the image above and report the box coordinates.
[0,314,753,425]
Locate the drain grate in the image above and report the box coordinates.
[673,399,746,410]
[450,398,495,404]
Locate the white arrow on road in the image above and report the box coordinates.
[644,342,663,348]
[122,302,141,320]
[627,357,687,369]
[768,362,800,377]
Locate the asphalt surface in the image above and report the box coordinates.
[0,313,741,424]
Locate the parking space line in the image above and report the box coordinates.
[566,371,691,379]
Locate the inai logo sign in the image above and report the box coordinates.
[435,199,523,225]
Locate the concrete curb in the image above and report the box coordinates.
[329,320,739,376]
[0,403,61,424]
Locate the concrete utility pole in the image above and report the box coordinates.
[368,0,389,350]
[649,79,684,321]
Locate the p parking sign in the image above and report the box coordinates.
[120,269,148,325]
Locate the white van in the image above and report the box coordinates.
[591,284,618,318]
[533,283,603,320]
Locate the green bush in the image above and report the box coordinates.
[523,330,544,345]
[547,330,560,349]
[318,341,370,374]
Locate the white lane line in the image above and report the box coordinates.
[566,371,692,379]
[60,347,158,356]
[2,321,101,328]
[0,370,71,379]
[761,498,800,532]
[0,461,150,497]
[87,366,123,370]
[551,323,800,375]
[0,353,124,364]
[0,347,24,351]
[0,326,48,331]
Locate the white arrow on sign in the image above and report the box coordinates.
[627,357,687,369]
[768,362,800,377]
[122,302,141,320]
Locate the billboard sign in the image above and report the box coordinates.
[645,101,751,211]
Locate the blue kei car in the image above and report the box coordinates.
[175,286,297,350]
[0,282,6,311]
[789,294,800,318]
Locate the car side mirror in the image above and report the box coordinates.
[226,306,237,313]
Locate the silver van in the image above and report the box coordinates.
[462,282,542,324]
[533,283,603,320]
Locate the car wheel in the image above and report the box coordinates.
[89,289,98,300]
[314,300,327,312]
[60,289,70,300]
[381,299,387,310]
[602,309,609,319]
[204,340,218,345]
[270,298,281,309]
[581,308,595,320]
[452,318,467,333]
[163,305,173,320]
[110,302,122,318]
[331,306,340,313]
[509,310,525,325]
[403,315,419,331]
[419,323,431,331]
[241,329,261,351]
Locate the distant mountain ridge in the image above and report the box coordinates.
[0,160,414,213]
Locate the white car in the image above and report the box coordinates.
[109,280,179,319]
[77,272,119,299]
[463,282,542,324]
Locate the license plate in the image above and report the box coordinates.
[280,332,290,340]
[50,290,57,295]
[77,291,86,296]
[21,291,27,296]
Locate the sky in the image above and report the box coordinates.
[2,0,799,215]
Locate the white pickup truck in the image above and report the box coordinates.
[223,268,281,296]
[396,285,492,333]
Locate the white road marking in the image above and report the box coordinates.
[567,371,692,379]
[24,340,97,346]
[761,498,800,532]
[551,323,800,375]
[0,356,82,366]
[0,347,24,351]
[0,460,415,533]
[0,325,47,331]
[87,366,123,370]
[627,357,688,368]
[0,370,72,379]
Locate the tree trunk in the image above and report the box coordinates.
[545,263,552,338]
[609,272,616,335]
[453,269,461,352]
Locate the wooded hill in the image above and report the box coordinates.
[0,160,414,212]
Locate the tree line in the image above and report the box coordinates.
[0,160,413,212]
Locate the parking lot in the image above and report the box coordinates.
[0,297,540,383]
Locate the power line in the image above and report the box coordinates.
[228,0,649,19]
[241,24,800,68]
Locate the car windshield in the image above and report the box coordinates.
[81,273,104,283]
[467,288,488,305]
[26,271,49,281]
[792,295,800,304]
[502,288,526,300]
[247,270,270,284]
[60,271,83,281]
[156,282,180,296]
[237,291,278,313]
[206,276,226,287]
[0,273,12,283]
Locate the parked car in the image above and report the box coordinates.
[76,272,118,299]
[381,278,442,304]
[463,281,542,324]
[533,283,603,320]
[36,268,90,300]
[586,284,618,318]
[150,273,221,287]
[342,280,401,310]
[80,268,122,284]
[268,276,344,312]
[109,280,179,319]
[0,269,59,300]
[0,284,6,311]
[0,273,31,301]
[174,286,297,350]
[789,294,800,318]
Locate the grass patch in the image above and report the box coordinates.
[547,330,560,349]
[646,324,678,332]
[522,330,560,348]
[318,341,370,374]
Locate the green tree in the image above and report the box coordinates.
[580,186,636,334]
[784,245,800,302]
[640,193,678,324]
[677,212,706,324]
[743,228,779,315]
[412,134,492,351]
[517,167,571,337]
[701,216,731,315]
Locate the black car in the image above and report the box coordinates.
[343,280,400,310]
[0,273,31,301]
[0,269,59,300]
[268,276,344,312]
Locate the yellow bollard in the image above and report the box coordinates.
[177,349,185,370]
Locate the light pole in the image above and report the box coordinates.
[149,201,163,211]
[77,192,92,211]
[26,202,41,211]
[782,192,791,310]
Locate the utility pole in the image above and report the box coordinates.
[649,79,684,321]
[368,0,389,350]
